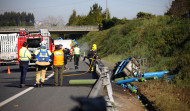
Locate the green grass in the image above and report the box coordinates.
[78,15,190,110]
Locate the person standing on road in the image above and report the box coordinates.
[70,47,73,62]
[63,48,69,69]
[19,42,31,88]
[87,44,100,72]
[51,45,64,86]
[34,43,52,87]
[73,44,80,70]
[87,47,97,72]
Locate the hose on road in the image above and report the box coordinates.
[63,54,96,76]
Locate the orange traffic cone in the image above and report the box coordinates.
[7,66,11,74]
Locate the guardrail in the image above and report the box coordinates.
[88,60,115,111]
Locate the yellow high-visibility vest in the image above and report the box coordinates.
[73,47,80,55]
[19,47,31,61]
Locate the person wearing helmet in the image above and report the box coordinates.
[87,44,97,72]
[34,42,52,87]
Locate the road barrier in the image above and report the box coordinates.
[88,60,115,111]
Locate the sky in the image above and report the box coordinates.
[0,0,173,24]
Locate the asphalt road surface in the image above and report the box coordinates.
[0,60,97,111]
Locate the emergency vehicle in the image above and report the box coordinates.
[54,38,73,61]
[18,29,53,66]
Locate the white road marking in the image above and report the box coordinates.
[0,73,54,107]
[0,87,34,107]
[45,73,54,80]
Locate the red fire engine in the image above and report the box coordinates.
[18,29,53,66]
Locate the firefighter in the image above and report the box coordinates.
[87,48,96,72]
[87,44,98,72]
[19,42,31,88]
[73,44,80,70]
[51,45,64,86]
[34,43,52,87]
[70,47,73,62]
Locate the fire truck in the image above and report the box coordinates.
[18,29,53,67]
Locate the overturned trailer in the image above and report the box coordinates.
[112,57,141,79]
[0,33,19,65]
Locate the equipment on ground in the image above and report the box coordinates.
[69,79,97,85]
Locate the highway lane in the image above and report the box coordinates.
[0,60,97,111]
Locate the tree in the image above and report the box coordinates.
[136,12,155,19]
[88,3,103,25]
[68,10,77,26]
[166,0,190,18]
[0,11,35,26]
[67,3,108,26]
[102,19,114,29]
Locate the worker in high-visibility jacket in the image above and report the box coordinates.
[73,44,80,70]
[34,44,52,87]
[51,45,64,86]
[19,42,31,88]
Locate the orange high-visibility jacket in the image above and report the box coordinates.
[53,49,64,66]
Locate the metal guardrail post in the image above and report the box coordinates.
[88,60,115,111]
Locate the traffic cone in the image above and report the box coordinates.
[7,66,11,74]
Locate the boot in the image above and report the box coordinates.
[40,82,44,87]
[35,84,40,88]
[91,67,94,71]
[75,66,77,70]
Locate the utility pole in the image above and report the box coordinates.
[106,0,108,19]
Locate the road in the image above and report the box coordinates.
[0,60,97,111]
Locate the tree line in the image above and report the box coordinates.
[0,11,34,26]
[67,3,127,30]
[67,0,190,30]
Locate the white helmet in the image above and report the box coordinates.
[40,41,47,49]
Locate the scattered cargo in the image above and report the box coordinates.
[112,57,140,79]
[112,57,176,94]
